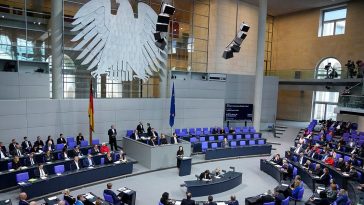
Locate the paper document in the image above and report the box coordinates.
[217,202,227,205]
[18,182,26,185]
[123,190,131,193]
[28,178,37,182]
[48,196,57,200]
[118,187,127,192]
[56,173,62,176]
[317,186,325,190]
[174,202,181,205]
[114,161,121,164]
[8,169,14,172]
[281,184,289,187]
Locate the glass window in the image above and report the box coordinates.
[319,7,347,37]
[315,57,341,79]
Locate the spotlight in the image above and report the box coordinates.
[222,49,233,59]
[237,31,247,40]
[229,42,241,53]
[161,3,175,16]
[156,23,169,32]
[157,14,170,24]
[154,32,167,41]
[155,39,167,50]
[240,23,250,32]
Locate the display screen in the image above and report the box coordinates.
[224,103,253,121]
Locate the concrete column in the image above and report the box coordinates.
[51,0,64,99]
[253,0,267,131]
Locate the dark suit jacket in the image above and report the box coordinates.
[12,160,22,170]
[181,199,196,205]
[19,200,29,205]
[105,156,113,164]
[205,202,217,205]
[91,148,100,155]
[275,193,286,205]
[34,140,44,148]
[170,137,179,144]
[43,144,55,151]
[160,138,168,145]
[136,124,144,134]
[103,189,120,203]
[11,148,23,157]
[72,150,82,157]
[21,141,32,150]
[76,136,84,145]
[9,143,16,153]
[258,195,275,204]
[83,158,95,167]
[57,137,67,144]
[25,157,37,167]
[0,146,7,158]
[227,200,239,205]
[108,129,117,141]
[70,161,82,170]
[64,195,76,205]
[335,161,345,170]
[34,167,48,178]
[130,133,139,140]
[199,172,211,180]
[147,126,152,136]
[318,173,331,186]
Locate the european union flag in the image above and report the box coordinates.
[169,82,175,127]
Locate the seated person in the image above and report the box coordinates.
[219,128,225,134]
[11,143,23,157]
[324,154,334,166]
[211,127,218,135]
[119,149,127,163]
[298,152,305,165]
[307,189,330,205]
[334,189,348,205]
[227,195,239,205]
[0,141,7,159]
[76,133,84,145]
[229,127,235,134]
[256,190,275,205]
[271,154,283,165]
[26,152,37,167]
[105,152,113,164]
[281,161,293,180]
[12,156,22,170]
[335,158,345,171]
[181,192,196,205]
[170,133,179,144]
[34,164,48,178]
[33,136,44,151]
[342,161,351,172]
[100,143,110,154]
[290,175,303,188]
[130,130,140,141]
[199,170,211,180]
[19,192,29,205]
[206,195,217,205]
[315,168,330,186]
[21,137,32,153]
[62,146,70,160]
[44,150,54,162]
[160,134,168,145]
[72,146,83,157]
[57,134,67,145]
[212,168,221,177]
[44,141,55,152]
[160,192,173,205]
[346,165,358,178]
[70,156,82,171]
[326,181,338,202]
[91,144,100,155]
[83,154,95,167]
[291,180,303,199]
[222,138,229,148]
[310,164,323,176]
[303,160,312,170]
[103,183,121,205]
[149,128,158,146]
[63,189,76,205]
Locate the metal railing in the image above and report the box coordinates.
[338,95,364,109]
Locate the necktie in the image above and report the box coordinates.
[31,158,34,165]
[17,149,21,156]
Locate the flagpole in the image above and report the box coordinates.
[88,78,94,143]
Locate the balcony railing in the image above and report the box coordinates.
[265,67,355,80]
[338,95,364,109]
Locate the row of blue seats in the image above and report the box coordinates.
[188,133,261,143]
[54,139,100,150]
[200,139,266,152]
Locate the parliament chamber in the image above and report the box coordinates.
[0,0,364,205]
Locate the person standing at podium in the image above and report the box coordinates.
[177,146,184,169]
[108,125,118,151]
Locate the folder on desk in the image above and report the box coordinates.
[28,178,37,182]
[174,202,181,205]
[48,196,57,201]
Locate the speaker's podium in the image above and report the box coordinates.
[178,156,192,176]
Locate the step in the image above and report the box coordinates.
[275,125,288,129]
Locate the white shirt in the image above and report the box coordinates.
[24,141,30,148]
[75,161,80,170]
[39,168,46,178]
[299,157,303,165]
[29,158,35,166]
[173,137,178,144]
[17,149,22,156]
[88,158,93,166]
[0,150,5,158]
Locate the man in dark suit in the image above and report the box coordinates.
[199,170,211,180]
[21,137,32,153]
[108,125,118,151]
[9,139,17,153]
[91,144,100,155]
[72,146,83,157]
[181,192,195,205]
[227,195,239,205]
[11,143,23,157]
[311,164,323,176]
[57,134,67,144]
[33,136,44,150]
[103,183,121,205]
[335,158,345,171]
[316,168,331,186]
[149,128,158,146]
[0,141,8,159]
[206,195,217,205]
[83,154,95,167]
[136,122,144,134]
[34,164,48,178]
[130,130,140,141]
[146,123,152,136]
[25,152,37,167]
[70,156,82,171]
[19,192,29,205]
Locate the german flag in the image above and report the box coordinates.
[88,79,94,132]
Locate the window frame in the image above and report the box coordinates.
[318,6,347,37]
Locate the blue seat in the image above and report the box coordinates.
[196,131,202,136]
[336,153,342,160]
[245,134,251,139]
[199,137,206,142]
[80,140,88,147]
[8,162,12,170]
[281,197,289,205]
[175,129,181,135]
[103,193,114,204]
[239,141,246,146]
[254,133,260,138]
[235,128,241,133]
[344,156,350,162]
[357,171,363,182]
[203,128,208,132]
[230,141,237,147]
[236,135,242,140]
[100,158,105,165]
[201,142,208,152]
[88,149,92,155]
[196,128,202,132]
[227,135,233,140]
[242,128,249,133]
[211,143,218,149]
[292,156,297,162]
[182,128,188,134]
[190,137,197,143]
[293,167,298,178]
[209,136,215,141]
[218,136,224,141]
[189,128,195,134]
[68,141,76,148]
[67,137,75,143]
[126,130,133,137]
[16,172,29,183]
[54,165,65,174]
[92,139,100,145]
[249,140,255,145]
[263,202,275,205]
[258,140,265,145]
[56,144,64,151]
[57,153,62,160]
[203,130,209,134]
[291,188,304,205]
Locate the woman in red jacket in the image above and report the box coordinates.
[324,154,335,166]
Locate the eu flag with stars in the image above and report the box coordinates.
[169,82,175,127]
